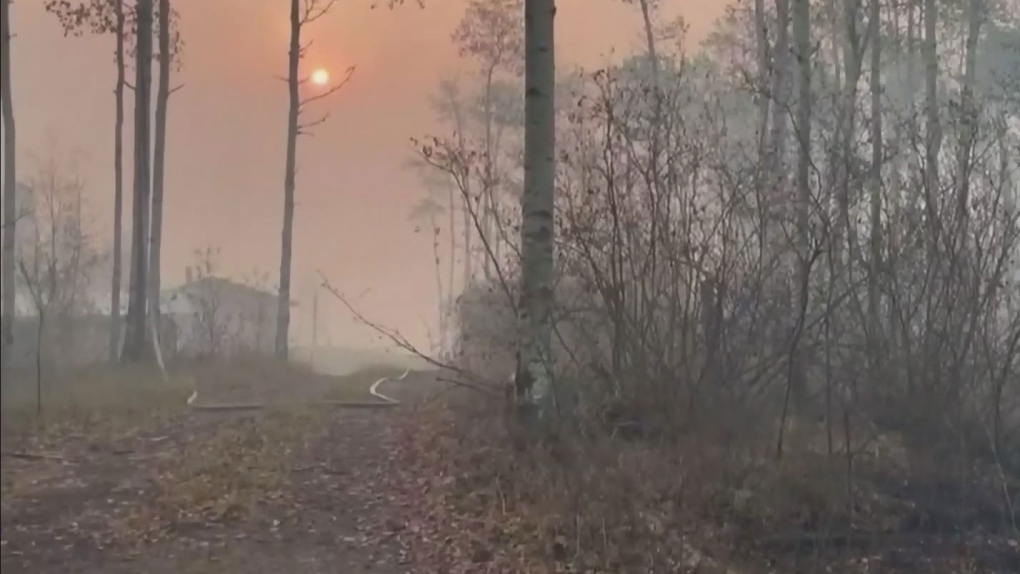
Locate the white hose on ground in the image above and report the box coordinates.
[187,368,412,409]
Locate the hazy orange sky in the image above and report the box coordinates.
[4,0,727,350]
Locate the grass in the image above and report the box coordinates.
[1,362,192,453]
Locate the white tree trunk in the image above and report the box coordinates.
[149,0,171,357]
[954,0,983,238]
[516,0,556,417]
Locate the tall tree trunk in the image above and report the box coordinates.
[781,0,813,457]
[637,0,660,93]
[515,0,556,417]
[904,0,919,209]
[867,0,884,359]
[769,0,792,174]
[109,0,126,362]
[1,0,17,360]
[754,0,771,158]
[431,214,445,355]
[447,178,456,358]
[483,66,496,281]
[463,194,473,287]
[954,0,982,239]
[276,0,301,361]
[767,0,792,321]
[637,0,664,295]
[149,0,171,352]
[122,0,153,362]
[922,0,941,251]
[837,0,863,272]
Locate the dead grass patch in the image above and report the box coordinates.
[392,394,1020,574]
[1,363,191,454]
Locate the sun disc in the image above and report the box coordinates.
[311,68,330,86]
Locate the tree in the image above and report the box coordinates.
[922,0,941,254]
[112,0,125,361]
[1,0,17,364]
[16,152,103,381]
[149,0,180,349]
[452,0,524,281]
[121,0,153,362]
[867,0,884,359]
[769,0,791,175]
[275,0,354,361]
[753,0,770,156]
[429,78,474,291]
[45,0,183,361]
[415,75,523,300]
[514,0,556,418]
[776,0,813,458]
[954,0,985,241]
[408,195,449,356]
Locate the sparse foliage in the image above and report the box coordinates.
[10,152,104,374]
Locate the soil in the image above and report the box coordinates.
[0,372,445,574]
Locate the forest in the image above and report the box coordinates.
[1,0,1018,573]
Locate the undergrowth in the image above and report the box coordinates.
[393,390,1020,574]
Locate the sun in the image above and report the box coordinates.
[310,68,330,86]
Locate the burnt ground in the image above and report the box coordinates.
[0,371,446,574]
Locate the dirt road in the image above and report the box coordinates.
[1,371,444,574]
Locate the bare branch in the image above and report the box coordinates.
[301,0,337,24]
[297,112,330,135]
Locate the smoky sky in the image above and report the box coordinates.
[2,0,725,350]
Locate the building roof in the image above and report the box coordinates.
[162,276,296,315]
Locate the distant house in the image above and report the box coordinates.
[162,275,292,358]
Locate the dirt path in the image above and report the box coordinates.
[1,372,444,574]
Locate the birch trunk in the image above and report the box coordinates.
[955,0,983,239]
[149,0,171,351]
[516,0,556,417]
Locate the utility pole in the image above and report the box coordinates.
[310,286,319,368]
